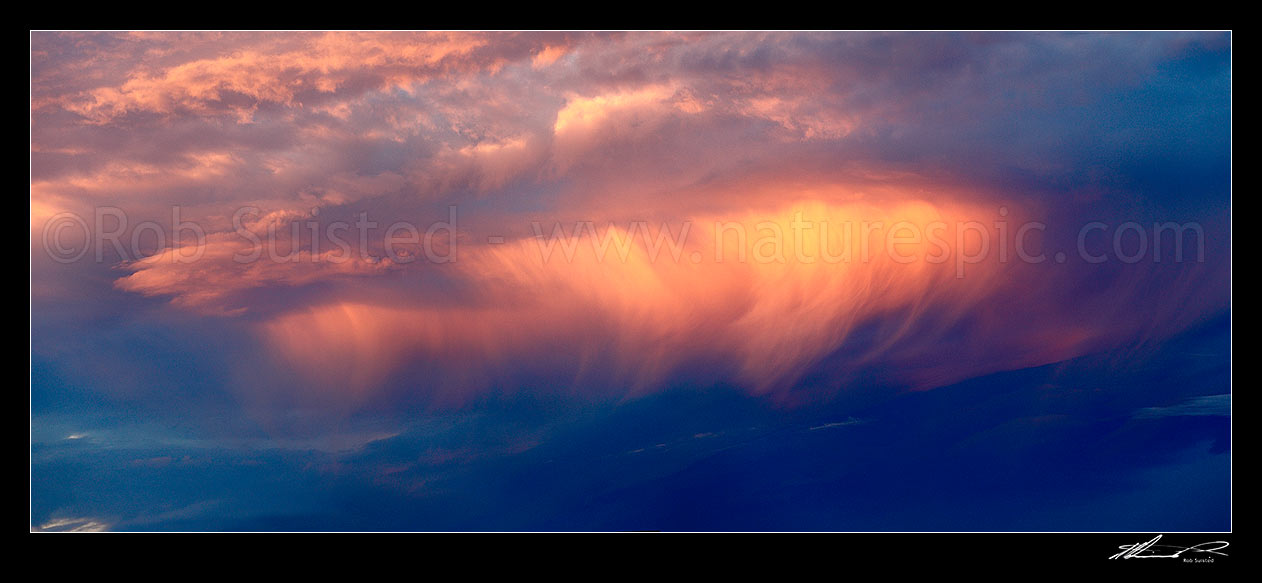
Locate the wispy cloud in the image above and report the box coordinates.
[1134,394,1231,419]
[33,517,111,532]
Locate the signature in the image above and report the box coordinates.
[1109,535,1229,560]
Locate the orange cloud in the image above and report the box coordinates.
[257,193,1138,406]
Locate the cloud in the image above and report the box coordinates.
[1134,394,1231,419]
[31,31,1231,413]
[44,32,530,124]
[33,516,111,532]
[29,31,1232,532]
[254,194,1225,407]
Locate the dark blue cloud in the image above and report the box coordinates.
[32,314,1229,531]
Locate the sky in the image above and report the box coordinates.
[30,31,1230,532]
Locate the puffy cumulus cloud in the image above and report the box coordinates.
[550,84,707,170]
[30,31,1231,414]
[554,85,692,135]
[417,135,549,193]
